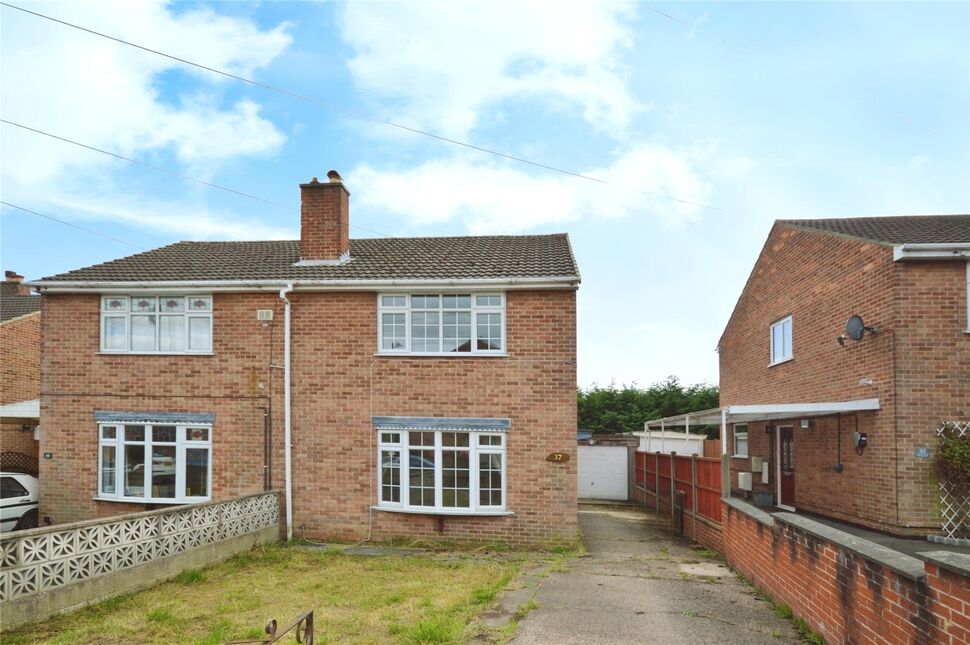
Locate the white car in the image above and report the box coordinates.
[1,472,39,532]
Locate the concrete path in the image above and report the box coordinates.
[511,503,800,644]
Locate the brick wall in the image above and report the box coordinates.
[1,423,38,458]
[720,499,970,645]
[892,260,970,529]
[1,311,40,405]
[39,289,578,547]
[719,223,969,534]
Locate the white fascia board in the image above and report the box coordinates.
[643,398,881,429]
[893,244,970,261]
[0,399,40,419]
[28,276,581,293]
[726,398,880,418]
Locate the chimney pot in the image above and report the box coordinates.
[327,170,342,183]
[2,270,30,296]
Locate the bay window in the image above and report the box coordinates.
[375,418,509,514]
[101,295,212,353]
[98,422,212,503]
[378,293,505,355]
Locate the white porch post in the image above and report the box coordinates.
[720,408,730,498]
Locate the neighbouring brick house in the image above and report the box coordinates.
[28,171,580,547]
[715,215,969,536]
[1,270,41,462]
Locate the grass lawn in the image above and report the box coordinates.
[2,543,536,644]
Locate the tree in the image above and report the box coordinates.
[577,376,719,436]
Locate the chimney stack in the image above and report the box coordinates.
[2,270,30,296]
[299,170,350,264]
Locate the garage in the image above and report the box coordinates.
[577,445,629,500]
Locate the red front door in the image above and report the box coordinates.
[779,427,795,507]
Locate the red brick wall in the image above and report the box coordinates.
[300,179,349,261]
[719,223,968,534]
[1,311,40,405]
[39,289,578,547]
[1,423,38,458]
[892,260,970,529]
[721,500,970,645]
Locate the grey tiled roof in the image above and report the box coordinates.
[779,215,970,245]
[36,234,580,284]
[0,295,41,322]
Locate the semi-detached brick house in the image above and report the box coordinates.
[29,171,580,547]
[646,215,968,537]
[1,271,42,462]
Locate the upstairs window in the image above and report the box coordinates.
[769,315,792,365]
[101,295,212,354]
[378,293,505,355]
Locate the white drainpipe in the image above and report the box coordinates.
[279,283,294,541]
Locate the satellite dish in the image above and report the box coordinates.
[845,315,876,341]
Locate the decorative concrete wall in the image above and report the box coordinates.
[0,491,279,629]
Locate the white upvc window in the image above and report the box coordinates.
[101,295,213,354]
[377,293,505,355]
[769,315,793,365]
[98,423,212,503]
[733,424,749,458]
[377,430,507,513]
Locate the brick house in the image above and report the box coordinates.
[28,171,580,547]
[1,270,41,463]
[645,215,969,537]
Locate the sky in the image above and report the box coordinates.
[1,1,968,388]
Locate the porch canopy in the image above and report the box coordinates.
[643,397,880,456]
[0,399,39,423]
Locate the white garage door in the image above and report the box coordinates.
[577,445,628,500]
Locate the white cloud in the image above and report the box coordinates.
[351,144,711,233]
[44,192,294,241]
[340,0,641,138]
[1,0,291,235]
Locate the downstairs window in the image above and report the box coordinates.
[377,427,507,513]
[98,422,212,503]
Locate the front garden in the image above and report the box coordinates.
[2,543,539,644]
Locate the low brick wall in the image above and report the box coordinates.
[721,498,970,644]
[0,491,280,629]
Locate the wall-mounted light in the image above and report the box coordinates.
[800,419,810,430]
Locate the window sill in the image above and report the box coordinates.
[98,352,214,356]
[371,505,514,517]
[373,352,508,358]
[768,357,792,367]
[92,496,208,505]
[732,455,749,459]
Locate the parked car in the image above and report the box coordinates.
[1,472,39,531]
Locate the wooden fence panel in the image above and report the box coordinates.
[636,452,722,524]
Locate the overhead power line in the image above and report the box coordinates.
[1,201,144,249]
[642,4,750,54]
[0,1,720,213]
[2,119,292,211]
[1,119,392,238]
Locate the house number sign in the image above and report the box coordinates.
[546,452,570,463]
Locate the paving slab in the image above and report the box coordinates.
[511,503,800,645]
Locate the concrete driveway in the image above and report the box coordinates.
[511,503,800,644]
